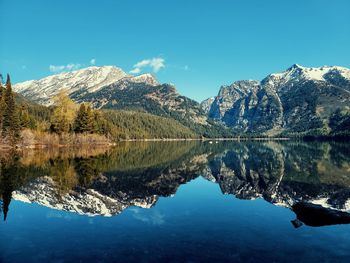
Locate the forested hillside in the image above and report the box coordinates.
[0,74,201,148]
[103,110,196,139]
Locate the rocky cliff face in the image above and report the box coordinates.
[205,64,350,135]
[200,97,215,114]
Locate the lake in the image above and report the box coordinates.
[1,141,350,262]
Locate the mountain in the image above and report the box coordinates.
[70,76,207,126]
[205,64,350,136]
[14,66,228,137]
[13,66,164,106]
[200,97,215,114]
[13,66,129,105]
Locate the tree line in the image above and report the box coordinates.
[49,90,112,136]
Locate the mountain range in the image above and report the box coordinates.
[13,64,350,137]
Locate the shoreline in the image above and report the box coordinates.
[2,135,349,150]
[119,137,291,142]
[0,142,117,150]
[0,137,290,149]
[1,137,289,150]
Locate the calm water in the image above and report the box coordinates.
[1,141,350,262]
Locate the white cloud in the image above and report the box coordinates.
[130,67,141,74]
[49,63,81,73]
[130,57,165,74]
[90,58,96,65]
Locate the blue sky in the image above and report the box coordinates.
[1,0,350,102]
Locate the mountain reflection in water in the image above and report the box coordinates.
[1,141,350,228]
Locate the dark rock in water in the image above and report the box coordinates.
[292,202,350,227]
[291,219,303,228]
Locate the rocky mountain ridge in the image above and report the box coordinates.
[203,64,350,135]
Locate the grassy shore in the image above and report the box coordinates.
[0,129,114,149]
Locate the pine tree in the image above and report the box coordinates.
[74,104,94,133]
[2,74,20,143]
[92,111,103,134]
[85,105,94,133]
[74,103,86,133]
[19,105,31,128]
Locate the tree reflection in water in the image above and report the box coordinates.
[1,141,350,227]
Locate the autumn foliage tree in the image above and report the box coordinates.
[50,90,77,134]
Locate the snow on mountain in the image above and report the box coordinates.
[13,66,160,106]
[128,73,159,86]
[264,64,350,87]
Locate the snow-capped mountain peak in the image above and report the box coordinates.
[266,64,350,86]
[13,66,163,106]
[14,66,130,105]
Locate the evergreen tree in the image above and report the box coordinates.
[92,111,105,134]
[74,103,86,133]
[85,105,94,133]
[2,74,20,143]
[74,104,94,133]
[19,105,31,128]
